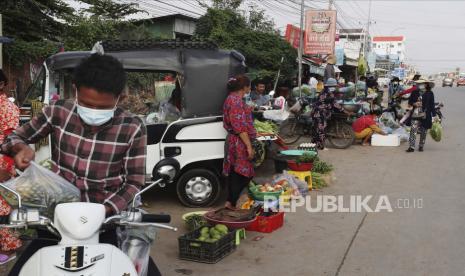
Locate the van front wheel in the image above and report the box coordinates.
[176,169,221,207]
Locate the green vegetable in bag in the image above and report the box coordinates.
[430,122,442,142]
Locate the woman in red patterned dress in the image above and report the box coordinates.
[223,75,256,209]
[0,69,22,252]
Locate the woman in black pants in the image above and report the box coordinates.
[223,75,256,209]
[406,80,437,152]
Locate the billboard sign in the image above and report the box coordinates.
[285,24,303,49]
[304,10,337,55]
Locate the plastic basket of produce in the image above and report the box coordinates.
[246,212,284,233]
[178,225,237,264]
[249,182,283,201]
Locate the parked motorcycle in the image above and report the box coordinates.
[279,97,355,149]
[384,93,411,121]
[0,165,178,276]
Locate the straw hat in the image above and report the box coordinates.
[415,79,435,88]
[327,55,336,65]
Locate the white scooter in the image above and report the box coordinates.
[0,165,178,276]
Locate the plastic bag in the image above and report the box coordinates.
[393,127,409,142]
[380,112,400,129]
[430,122,442,142]
[273,171,309,197]
[1,161,80,218]
[118,226,156,276]
[263,109,290,123]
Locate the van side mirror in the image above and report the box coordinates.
[157,165,177,183]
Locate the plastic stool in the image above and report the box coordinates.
[288,170,312,190]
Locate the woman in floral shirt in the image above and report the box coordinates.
[223,75,256,209]
[0,70,22,252]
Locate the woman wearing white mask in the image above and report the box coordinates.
[406,80,437,152]
[310,78,352,150]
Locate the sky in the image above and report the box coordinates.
[68,0,465,74]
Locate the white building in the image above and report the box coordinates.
[372,36,406,62]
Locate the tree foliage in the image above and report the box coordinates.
[2,0,149,66]
[195,1,297,81]
[80,0,144,19]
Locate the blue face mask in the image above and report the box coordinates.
[76,97,119,126]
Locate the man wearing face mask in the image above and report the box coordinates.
[1,54,146,217]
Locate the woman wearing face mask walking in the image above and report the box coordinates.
[406,80,437,152]
[311,78,352,150]
[223,75,256,209]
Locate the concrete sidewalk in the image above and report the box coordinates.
[146,87,464,276]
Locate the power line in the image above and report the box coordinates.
[152,0,202,16]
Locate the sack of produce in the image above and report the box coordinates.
[1,161,80,217]
[430,122,442,142]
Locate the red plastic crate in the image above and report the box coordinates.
[246,212,284,233]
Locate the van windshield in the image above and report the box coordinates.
[117,71,182,123]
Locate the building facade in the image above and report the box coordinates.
[136,14,197,40]
[372,36,406,62]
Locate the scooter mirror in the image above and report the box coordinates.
[157,165,177,183]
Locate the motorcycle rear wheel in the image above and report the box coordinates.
[327,121,355,149]
[279,118,303,145]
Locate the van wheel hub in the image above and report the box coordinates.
[185,177,212,202]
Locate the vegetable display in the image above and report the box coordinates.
[296,152,318,164]
[195,224,229,243]
[185,214,208,231]
[254,120,278,134]
[249,181,284,201]
[311,172,328,189]
[312,159,333,174]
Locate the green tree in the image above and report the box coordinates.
[2,0,149,65]
[1,0,75,65]
[80,0,143,19]
[195,1,297,82]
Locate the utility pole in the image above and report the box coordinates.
[298,0,304,97]
[363,0,372,59]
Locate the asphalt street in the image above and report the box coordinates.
[145,86,464,276]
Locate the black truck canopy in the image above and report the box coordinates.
[45,40,246,118]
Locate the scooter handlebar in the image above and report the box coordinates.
[141,214,171,223]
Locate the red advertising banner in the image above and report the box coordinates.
[284,24,303,49]
[304,10,337,55]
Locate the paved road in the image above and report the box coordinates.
[146,86,464,276]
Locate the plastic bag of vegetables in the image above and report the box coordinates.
[1,161,80,217]
[430,122,442,142]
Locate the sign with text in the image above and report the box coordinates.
[285,24,304,49]
[304,10,337,55]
